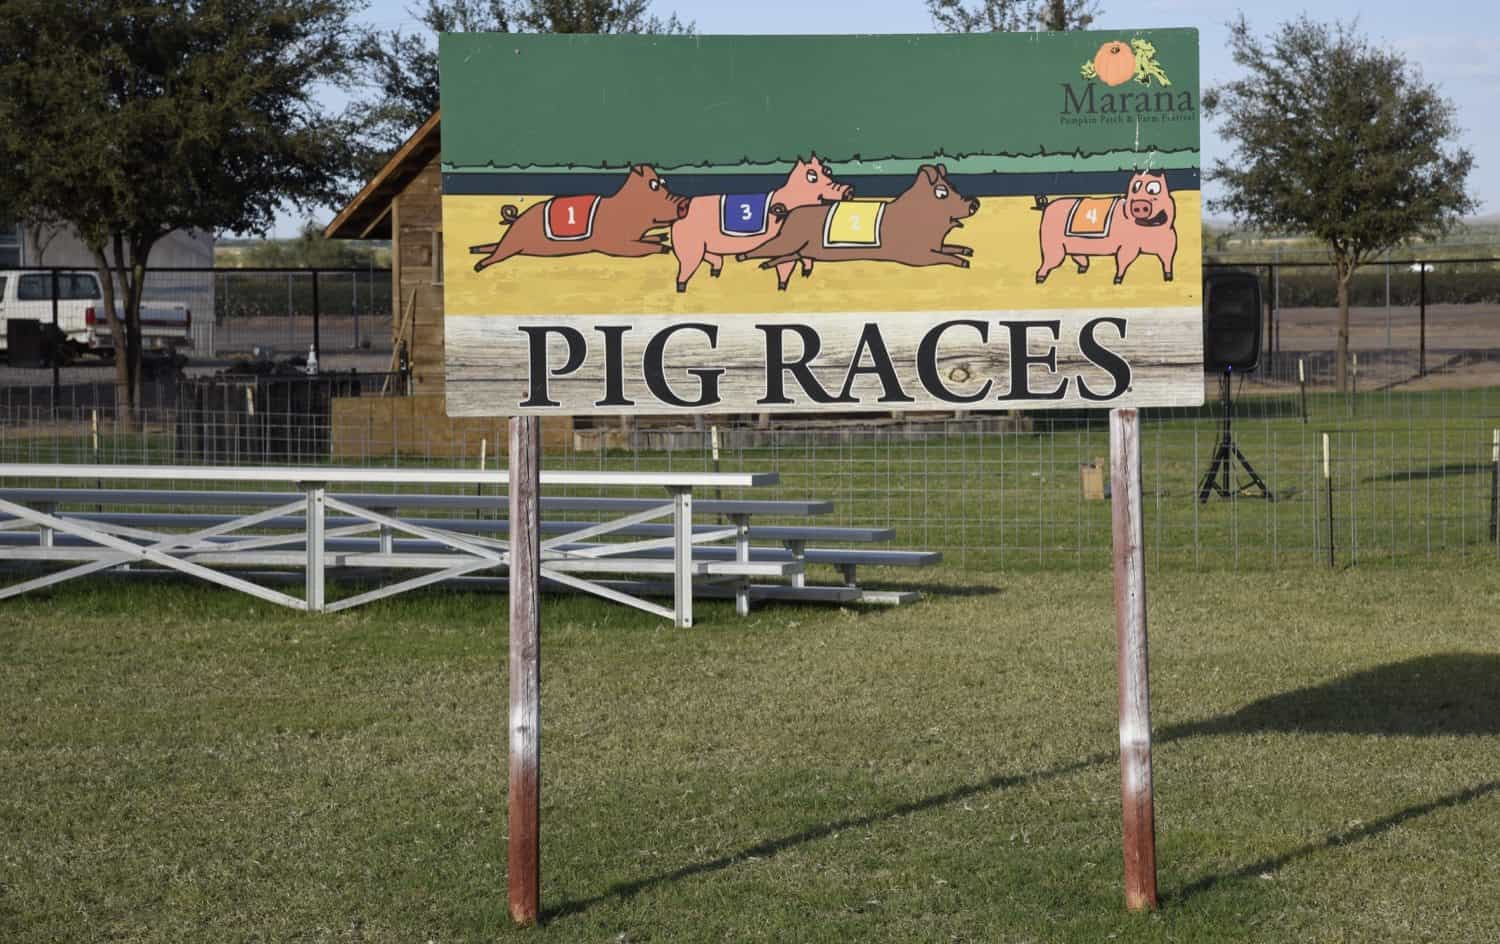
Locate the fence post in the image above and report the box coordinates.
[1323,433,1335,568]
[1419,264,1427,378]
[1265,264,1274,355]
[1271,258,1280,355]
[352,271,360,350]
[1298,358,1308,424]
[1489,429,1498,544]
[311,269,321,365]
[1384,262,1392,350]
[50,268,61,405]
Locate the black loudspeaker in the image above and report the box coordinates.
[1203,270,1263,371]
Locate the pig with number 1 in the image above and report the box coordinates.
[670,155,852,292]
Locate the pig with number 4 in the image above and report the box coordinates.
[1033,169,1177,285]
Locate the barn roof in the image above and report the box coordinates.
[324,110,441,241]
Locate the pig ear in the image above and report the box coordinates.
[631,164,646,176]
[936,163,948,178]
[919,164,939,184]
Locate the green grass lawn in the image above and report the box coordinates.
[4,562,1499,942]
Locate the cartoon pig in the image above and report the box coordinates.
[469,165,689,271]
[1033,170,1177,285]
[669,155,852,292]
[736,165,979,290]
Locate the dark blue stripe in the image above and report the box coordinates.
[442,169,1201,199]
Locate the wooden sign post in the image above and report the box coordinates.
[438,28,1201,919]
[507,416,542,925]
[1110,408,1158,910]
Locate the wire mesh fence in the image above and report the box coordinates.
[0,265,392,366]
[1,259,1498,574]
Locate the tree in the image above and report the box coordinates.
[237,221,388,268]
[0,0,362,417]
[1204,16,1475,391]
[353,0,692,168]
[928,0,1098,32]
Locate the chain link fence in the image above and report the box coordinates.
[2,260,1497,573]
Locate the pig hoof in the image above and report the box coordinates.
[676,282,687,293]
[1113,276,1124,285]
[959,259,969,268]
[735,253,748,262]
[1075,264,1088,274]
[1164,272,1174,282]
[710,268,721,278]
[659,245,671,254]
[777,281,788,291]
[800,268,811,279]
[1035,275,1047,284]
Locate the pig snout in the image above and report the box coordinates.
[968,198,981,213]
[674,197,689,219]
[1129,200,1154,219]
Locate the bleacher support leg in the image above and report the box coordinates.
[733,513,750,617]
[304,485,325,612]
[787,539,806,588]
[671,487,693,628]
[38,503,55,548]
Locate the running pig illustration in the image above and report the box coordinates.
[1033,169,1177,285]
[736,165,979,290]
[670,155,852,292]
[469,165,689,271]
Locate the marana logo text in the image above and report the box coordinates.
[1062,38,1192,117]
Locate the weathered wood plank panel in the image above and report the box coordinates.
[445,309,1203,416]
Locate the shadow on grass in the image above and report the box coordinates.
[1365,462,1487,483]
[546,653,1500,921]
[1168,779,1500,902]
[1159,653,1500,739]
[545,750,1116,922]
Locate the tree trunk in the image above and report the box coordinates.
[90,244,133,425]
[1335,264,1352,394]
[127,250,149,414]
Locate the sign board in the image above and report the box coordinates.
[440,31,1203,416]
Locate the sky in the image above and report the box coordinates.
[290,0,1499,237]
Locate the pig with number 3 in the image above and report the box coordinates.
[1033,170,1177,285]
[669,155,852,292]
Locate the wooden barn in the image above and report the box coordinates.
[324,111,573,457]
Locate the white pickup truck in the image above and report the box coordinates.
[0,270,193,362]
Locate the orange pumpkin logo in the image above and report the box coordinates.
[1080,38,1172,87]
[1092,42,1136,86]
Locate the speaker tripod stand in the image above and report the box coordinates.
[1197,368,1274,502]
